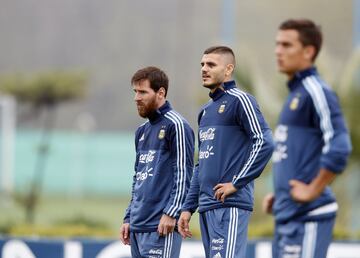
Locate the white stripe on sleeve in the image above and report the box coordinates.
[227,89,264,182]
[303,76,334,153]
[164,111,187,216]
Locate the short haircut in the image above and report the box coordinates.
[131,66,169,97]
[279,19,322,61]
[203,45,236,66]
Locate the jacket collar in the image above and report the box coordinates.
[288,66,318,91]
[209,80,236,100]
[222,80,237,91]
[148,101,172,124]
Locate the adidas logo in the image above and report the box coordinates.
[213,252,222,258]
[139,133,145,141]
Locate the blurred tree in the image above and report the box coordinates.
[335,48,360,162]
[234,62,254,95]
[0,71,88,223]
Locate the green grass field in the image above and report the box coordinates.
[0,171,358,240]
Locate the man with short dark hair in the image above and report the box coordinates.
[178,46,274,258]
[120,66,195,258]
[263,19,352,258]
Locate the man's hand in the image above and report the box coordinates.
[213,182,237,203]
[157,214,176,236]
[290,168,337,203]
[178,211,193,239]
[289,179,320,203]
[262,193,275,214]
[119,223,131,245]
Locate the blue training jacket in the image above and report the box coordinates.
[182,80,274,213]
[124,101,195,232]
[272,67,352,223]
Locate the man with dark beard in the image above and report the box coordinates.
[119,66,195,258]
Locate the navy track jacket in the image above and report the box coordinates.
[182,80,274,213]
[124,101,195,232]
[272,67,352,223]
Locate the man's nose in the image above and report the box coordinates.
[134,93,141,101]
[275,46,282,56]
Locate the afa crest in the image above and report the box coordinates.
[218,104,226,114]
[158,129,166,139]
[290,96,300,110]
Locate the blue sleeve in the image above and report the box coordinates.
[307,85,352,173]
[163,122,195,218]
[232,93,274,189]
[123,127,142,223]
[123,173,136,223]
[179,108,203,213]
[181,165,200,214]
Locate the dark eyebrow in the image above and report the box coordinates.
[201,61,217,66]
[133,88,147,93]
[276,39,292,46]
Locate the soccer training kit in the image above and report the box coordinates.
[130,231,182,258]
[272,67,352,258]
[183,80,274,258]
[124,101,195,258]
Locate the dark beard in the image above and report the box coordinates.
[137,98,158,118]
[202,77,222,90]
[202,83,218,90]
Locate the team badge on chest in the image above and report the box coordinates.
[218,104,226,114]
[290,94,300,110]
[158,129,166,139]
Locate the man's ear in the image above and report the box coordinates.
[304,45,316,61]
[225,63,235,77]
[157,87,166,98]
